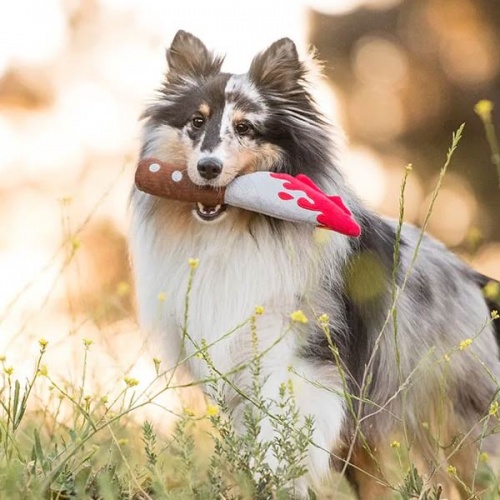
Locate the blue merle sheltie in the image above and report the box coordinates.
[129,30,500,498]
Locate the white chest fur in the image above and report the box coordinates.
[129,195,334,379]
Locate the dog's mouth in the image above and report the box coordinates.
[193,202,227,222]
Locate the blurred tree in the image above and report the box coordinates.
[309,0,500,245]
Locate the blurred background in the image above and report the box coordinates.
[0,0,499,396]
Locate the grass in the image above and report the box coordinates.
[1,112,500,499]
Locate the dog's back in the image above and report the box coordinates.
[331,213,500,496]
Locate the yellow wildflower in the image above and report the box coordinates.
[492,310,499,320]
[254,305,264,315]
[38,365,48,377]
[0,355,5,362]
[118,438,129,446]
[206,404,219,417]
[124,376,139,387]
[70,237,81,251]
[390,440,400,449]
[101,395,109,404]
[60,196,73,206]
[83,338,93,348]
[290,310,308,324]
[459,339,472,351]
[157,291,167,302]
[480,452,489,462]
[474,100,494,122]
[183,408,195,417]
[188,258,199,270]
[38,338,49,349]
[318,314,329,326]
[466,226,483,248]
[484,281,500,301]
[4,366,14,376]
[446,465,457,475]
[489,401,499,416]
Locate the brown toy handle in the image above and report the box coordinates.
[135,158,226,205]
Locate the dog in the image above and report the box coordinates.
[129,30,500,498]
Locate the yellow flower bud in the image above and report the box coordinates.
[489,401,498,416]
[290,310,308,324]
[206,404,219,417]
[124,376,139,387]
[459,339,472,351]
[318,314,329,325]
[254,305,264,315]
[188,258,199,270]
[474,100,494,122]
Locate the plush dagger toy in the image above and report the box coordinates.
[135,158,361,237]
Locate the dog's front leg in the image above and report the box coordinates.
[228,321,346,497]
[263,359,345,496]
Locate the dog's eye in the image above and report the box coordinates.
[235,121,252,136]
[191,115,205,129]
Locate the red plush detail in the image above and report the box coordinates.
[328,195,352,216]
[295,174,321,192]
[296,174,353,216]
[270,172,361,237]
[278,192,294,201]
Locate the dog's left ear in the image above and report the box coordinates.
[248,38,303,91]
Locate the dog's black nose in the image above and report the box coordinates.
[197,158,222,180]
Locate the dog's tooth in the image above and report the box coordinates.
[197,202,204,212]
[215,204,221,211]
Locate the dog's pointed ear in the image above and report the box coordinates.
[166,30,224,81]
[248,38,303,90]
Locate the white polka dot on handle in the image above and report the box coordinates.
[148,163,161,173]
[171,170,183,182]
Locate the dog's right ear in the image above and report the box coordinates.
[166,30,224,82]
